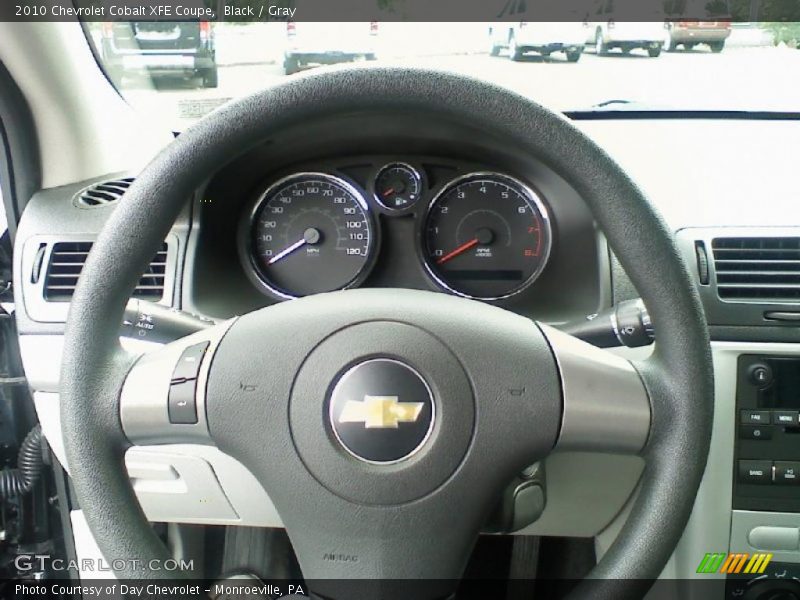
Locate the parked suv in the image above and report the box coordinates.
[664,21,731,52]
[489,22,586,62]
[664,0,732,51]
[282,21,378,75]
[585,0,666,57]
[100,21,218,88]
[664,20,731,52]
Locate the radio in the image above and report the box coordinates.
[734,356,800,512]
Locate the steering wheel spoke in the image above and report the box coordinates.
[120,320,234,446]
[540,324,652,455]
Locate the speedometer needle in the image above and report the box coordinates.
[437,238,479,265]
[268,228,321,265]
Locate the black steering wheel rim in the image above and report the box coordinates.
[60,66,713,598]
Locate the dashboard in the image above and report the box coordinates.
[13,113,800,595]
[240,168,552,302]
[187,147,608,323]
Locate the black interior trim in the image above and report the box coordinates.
[0,61,40,239]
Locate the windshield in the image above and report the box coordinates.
[85,18,800,131]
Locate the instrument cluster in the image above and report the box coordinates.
[238,160,554,302]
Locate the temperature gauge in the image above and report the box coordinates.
[373,163,423,211]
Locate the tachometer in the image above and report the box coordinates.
[422,173,552,300]
[244,173,376,299]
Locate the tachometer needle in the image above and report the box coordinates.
[437,238,479,265]
[268,228,322,265]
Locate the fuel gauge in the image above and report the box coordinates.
[374,163,423,211]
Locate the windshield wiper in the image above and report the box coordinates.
[592,99,635,109]
[565,99,800,120]
[569,98,679,112]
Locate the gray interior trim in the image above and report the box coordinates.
[121,319,234,445]
[543,324,651,454]
[12,174,192,335]
[733,511,800,561]
[0,60,40,238]
[677,226,800,328]
[19,233,179,323]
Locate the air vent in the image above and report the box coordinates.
[712,237,800,302]
[44,241,168,301]
[73,177,134,207]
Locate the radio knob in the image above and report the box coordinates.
[750,363,774,388]
[743,579,800,600]
[754,590,800,600]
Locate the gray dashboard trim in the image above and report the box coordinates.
[12,174,192,334]
[19,232,179,323]
[732,511,800,563]
[677,227,800,328]
[610,341,800,600]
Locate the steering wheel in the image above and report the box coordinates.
[60,67,713,600]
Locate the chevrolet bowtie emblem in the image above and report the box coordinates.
[338,395,424,429]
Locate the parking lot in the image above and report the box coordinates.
[117,32,800,129]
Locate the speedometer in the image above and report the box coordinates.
[422,173,552,300]
[242,173,377,299]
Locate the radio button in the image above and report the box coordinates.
[775,462,800,485]
[738,460,773,484]
[740,425,773,440]
[741,410,771,425]
[773,411,800,427]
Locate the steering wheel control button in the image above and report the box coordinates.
[166,342,209,424]
[741,410,771,425]
[328,359,434,464]
[775,462,800,485]
[738,460,774,485]
[171,342,209,383]
[168,380,198,424]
